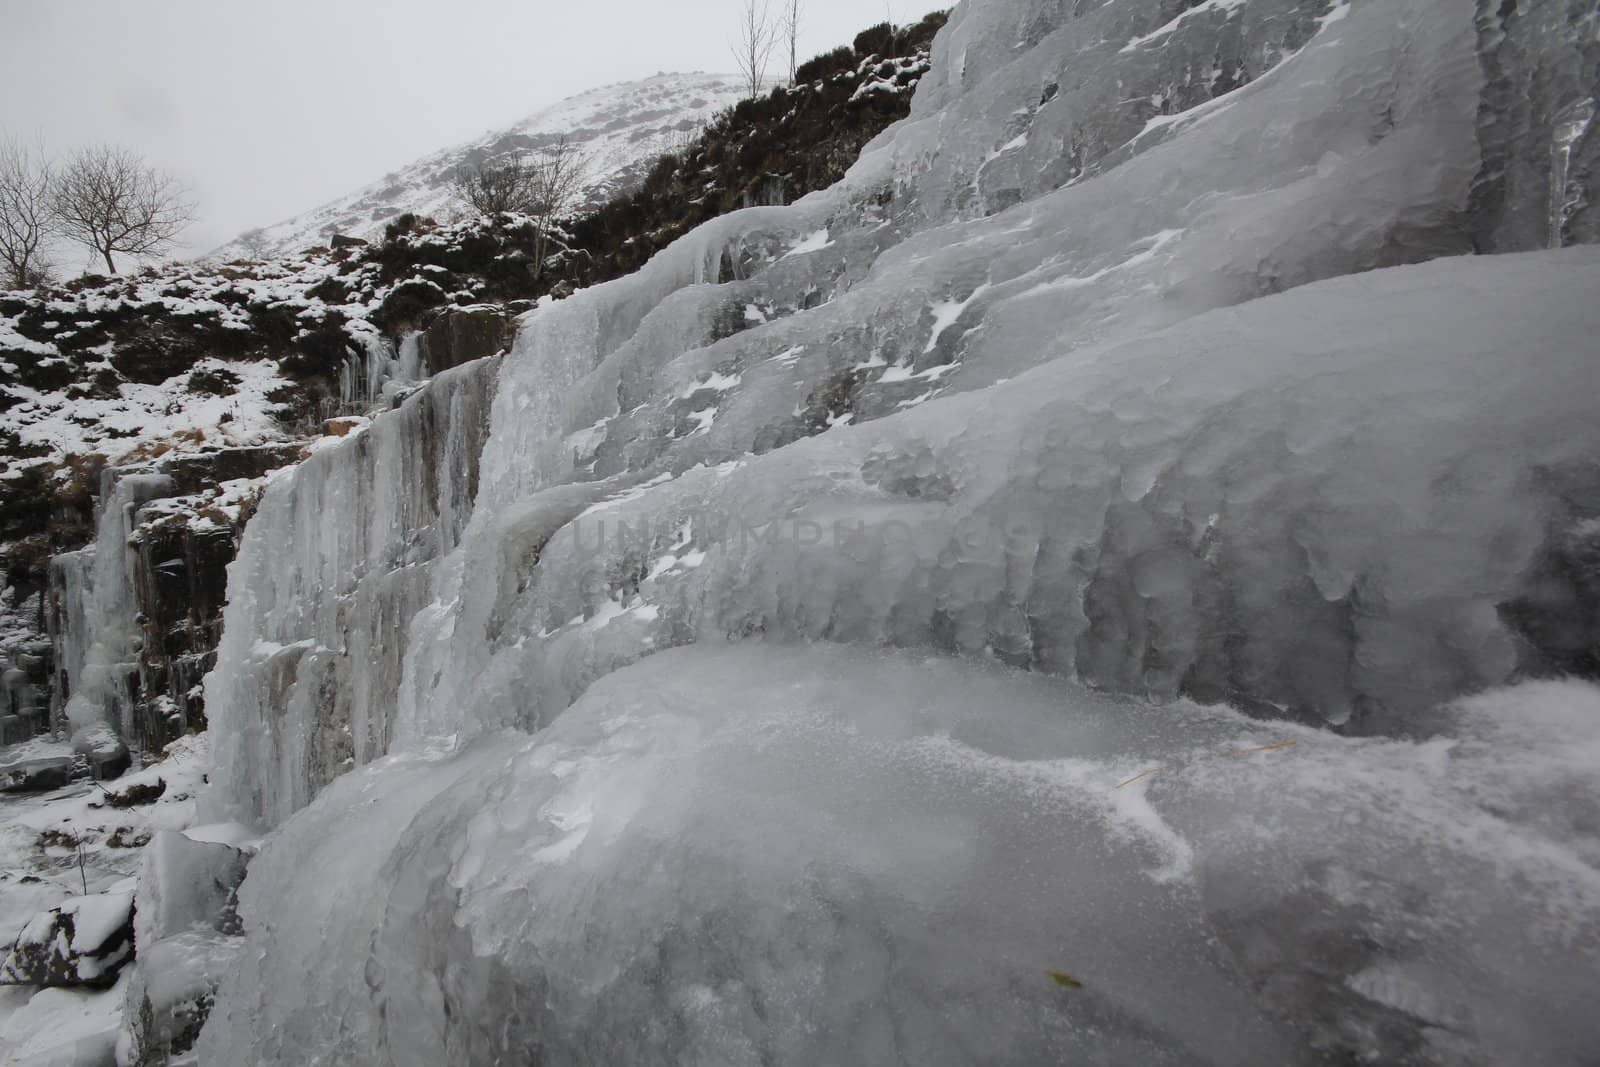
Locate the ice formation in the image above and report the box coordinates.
[54,471,176,762]
[201,646,1600,1065]
[194,0,1600,1060]
[204,355,497,823]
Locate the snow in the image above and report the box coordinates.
[0,975,125,1067]
[922,283,988,353]
[1121,0,1250,53]
[781,229,833,258]
[678,370,741,398]
[0,736,210,1060]
[2,358,290,481]
[208,73,748,260]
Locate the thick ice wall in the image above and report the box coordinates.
[203,355,499,826]
[201,645,1600,1065]
[213,0,1600,822]
[406,248,1600,739]
[469,0,1508,540]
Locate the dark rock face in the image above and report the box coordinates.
[0,889,136,988]
[419,305,513,375]
[34,444,306,760]
[126,446,304,750]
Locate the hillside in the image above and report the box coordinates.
[208,73,747,261]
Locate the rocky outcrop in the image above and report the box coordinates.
[418,305,514,374]
[0,886,136,988]
[41,445,304,762]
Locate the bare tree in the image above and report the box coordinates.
[453,156,538,217]
[782,0,801,84]
[527,139,587,279]
[52,145,196,274]
[238,227,270,259]
[731,0,776,98]
[454,140,587,279]
[0,134,56,290]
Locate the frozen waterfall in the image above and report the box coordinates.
[195,0,1600,1061]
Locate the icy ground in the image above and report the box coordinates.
[0,738,208,1066]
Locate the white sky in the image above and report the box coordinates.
[0,0,942,261]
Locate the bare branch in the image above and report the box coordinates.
[453,139,588,280]
[238,227,271,259]
[52,144,196,274]
[730,0,777,98]
[0,133,57,290]
[783,0,801,85]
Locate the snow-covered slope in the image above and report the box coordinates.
[183,0,1600,1060]
[211,73,746,260]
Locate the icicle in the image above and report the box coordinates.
[1550,97,1595,249]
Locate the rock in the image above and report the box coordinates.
[1,736,76,792]
[71,725,130,781]
[328,234,368,250]
[0,888,136,988]
[104,776,165,808]
[116,832,252,1064]
[418,304,512,374]
[120,930,242,1066]
[371,278,447,333]
[322,416,368,438]
[0,752,73,792]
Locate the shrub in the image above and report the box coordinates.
[796,46,855,84]
[853,21,896,58]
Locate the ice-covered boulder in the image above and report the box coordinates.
[1,885,136,989]
[0,738,74,793]
[118,928,242,1067]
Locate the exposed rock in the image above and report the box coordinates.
[418,304,513,374]
[122,931,241,1067]
[73,725,131,781]
[0,749,73,792]
[104,776,166,808]
[0,887,136,988]
[322,416,368,438]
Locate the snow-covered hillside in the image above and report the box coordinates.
[210,73,746,260]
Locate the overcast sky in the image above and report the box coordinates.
[0,0,941,261]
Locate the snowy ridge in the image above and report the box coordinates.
[209,73,746,260]
[192,0,1600,1060]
